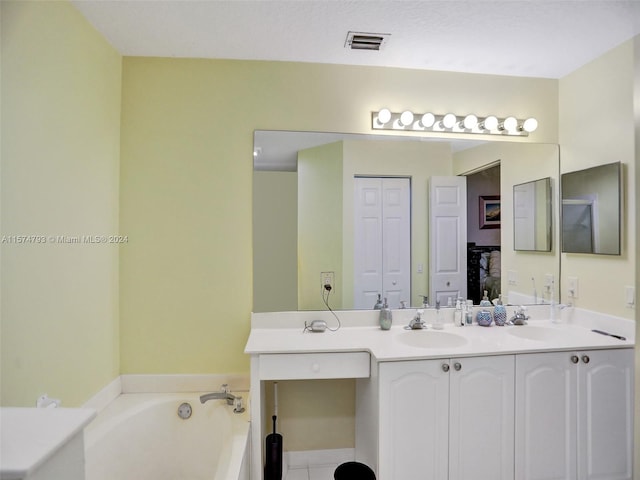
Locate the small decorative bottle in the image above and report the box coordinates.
[465,300,474,325]
[493,294,507,326]
[477,290,493,326]
[379,297,392,330]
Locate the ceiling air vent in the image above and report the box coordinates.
[345,31,390,51]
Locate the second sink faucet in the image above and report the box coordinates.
[407,309,427,330]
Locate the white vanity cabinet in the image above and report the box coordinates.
[371,355,515,480]
[515,348,634,480]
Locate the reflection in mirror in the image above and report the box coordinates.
[513,177,552,252]
[253,131,560,312]
[561,162,621,255]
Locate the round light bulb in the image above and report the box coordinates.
[377,108,392,124]
[462,114,478,129]
[399,110,414,126]
[481,115,498,130]
[442,113,456,129]
[502,116,518,132]
[522,117,538,133]
[420,113,435,128]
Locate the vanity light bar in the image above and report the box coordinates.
[371,109,538,136]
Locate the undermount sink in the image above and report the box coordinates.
[397,330,468,349]
[507,326,561,342]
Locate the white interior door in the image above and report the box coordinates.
[354,177,410,309]
[429,176,467,306]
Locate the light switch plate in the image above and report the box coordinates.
[568,276,579,298]
[625,286,635,307]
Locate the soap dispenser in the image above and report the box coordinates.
[477,290,493,326]
[480,290,492,307]
[493,294,507,326]
[373,294,383,310]
[379,297,392,330]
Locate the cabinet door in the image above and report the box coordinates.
[379,360,449,480]
[449,355,514,480]
[577,349,634,480]
[515,352,577,480]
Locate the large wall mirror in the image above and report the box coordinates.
[253,130,560,312]
[561,162,621,255]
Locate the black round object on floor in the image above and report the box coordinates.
[334,461,376,480]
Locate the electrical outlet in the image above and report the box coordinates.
[567,276,579,298]
[321,271,335,290]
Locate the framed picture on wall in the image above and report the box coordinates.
[479,195,501,229]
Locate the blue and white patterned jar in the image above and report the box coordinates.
[476,308,493,327]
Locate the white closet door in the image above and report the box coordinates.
[429,176,467,305]
[354,177,410,309]
[381,178,411,308]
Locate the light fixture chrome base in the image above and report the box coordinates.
[371,110,537,137]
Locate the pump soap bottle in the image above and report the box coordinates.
[373,294,383,310]
[379,297,392,330]
[432,300,443,330]
[493,294,507,326]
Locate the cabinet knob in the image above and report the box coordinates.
[571,355,579,364]
[582,355,590,364]
[454,362,462,371]
[442,363,450,372]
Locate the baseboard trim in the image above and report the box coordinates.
[285,448,355,469]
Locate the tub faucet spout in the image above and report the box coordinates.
[200,384,237,406]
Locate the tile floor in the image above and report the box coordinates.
[285,464,338,480]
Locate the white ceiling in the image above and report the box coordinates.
[72,0,640,79]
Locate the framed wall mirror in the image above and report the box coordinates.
[561,162,621,255]
[513,177,552,252]
[253,130,560,312]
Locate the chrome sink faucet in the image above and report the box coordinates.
[406,309,427,330]
[508,306,529,326]
[200,384,245,413]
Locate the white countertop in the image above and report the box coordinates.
[0,408,96,480]
[245,306,634,361]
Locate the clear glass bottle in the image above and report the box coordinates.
[465,300,474,325]
[432,300,444,330]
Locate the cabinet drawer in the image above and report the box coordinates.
[259,352,370,380]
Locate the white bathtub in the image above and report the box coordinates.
[84,393,250,480]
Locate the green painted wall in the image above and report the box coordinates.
[1,0,122,406]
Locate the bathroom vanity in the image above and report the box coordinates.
[245,307,634,480]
